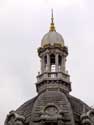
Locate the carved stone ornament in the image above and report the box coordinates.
[40,104,63,121]
[80,109,94,125]
[44,105,58,116]
[4,110,26,125]
[87,109,94,123]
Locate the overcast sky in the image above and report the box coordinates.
[0,0,94,124]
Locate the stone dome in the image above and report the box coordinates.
[41,31,64,47]
[15,92,90,124]
[31,91,75,125]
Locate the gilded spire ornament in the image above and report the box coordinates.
[49,9,56,31]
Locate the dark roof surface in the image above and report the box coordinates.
[16,96,37,122]
[68,95,90,115]
[16,92,90,123]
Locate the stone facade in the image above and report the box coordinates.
[4,14,94,125]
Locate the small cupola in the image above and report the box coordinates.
[41,9,64,48]
[36,10,71,94]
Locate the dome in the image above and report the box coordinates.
[41,10,64,48]
[15,92,90,124]
[31,91,75,124]
[41,31,64,47]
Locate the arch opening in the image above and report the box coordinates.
[50,54,56,72]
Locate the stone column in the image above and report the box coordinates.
[41,57,45,73]
[56,54,59,72]
[61,56,65,72]
[47,54,50,72]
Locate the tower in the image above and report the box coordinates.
[36,10,71,94]
[4,11,94,125]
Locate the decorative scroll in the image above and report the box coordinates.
[80,109,94,125]
[4,111,26,125]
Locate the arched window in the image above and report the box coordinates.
[50,54,56,72]
[58,55,62,71]
[58,55,62,66]
[44,55,47,64]
[50,54,55,65]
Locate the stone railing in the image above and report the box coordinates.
[37,72,70,83]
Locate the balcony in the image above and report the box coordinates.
[37,72,70,83]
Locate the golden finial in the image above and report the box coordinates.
[49,9,56,32]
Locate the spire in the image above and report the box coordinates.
[49,9,56,32]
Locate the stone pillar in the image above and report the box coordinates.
[47,54,50,72]
[56,54,59,72]
[61,56,65,72]
[41,57,45,73]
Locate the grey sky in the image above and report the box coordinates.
[0,0,94,124]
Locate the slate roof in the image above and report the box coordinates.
[16,92,90,124]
